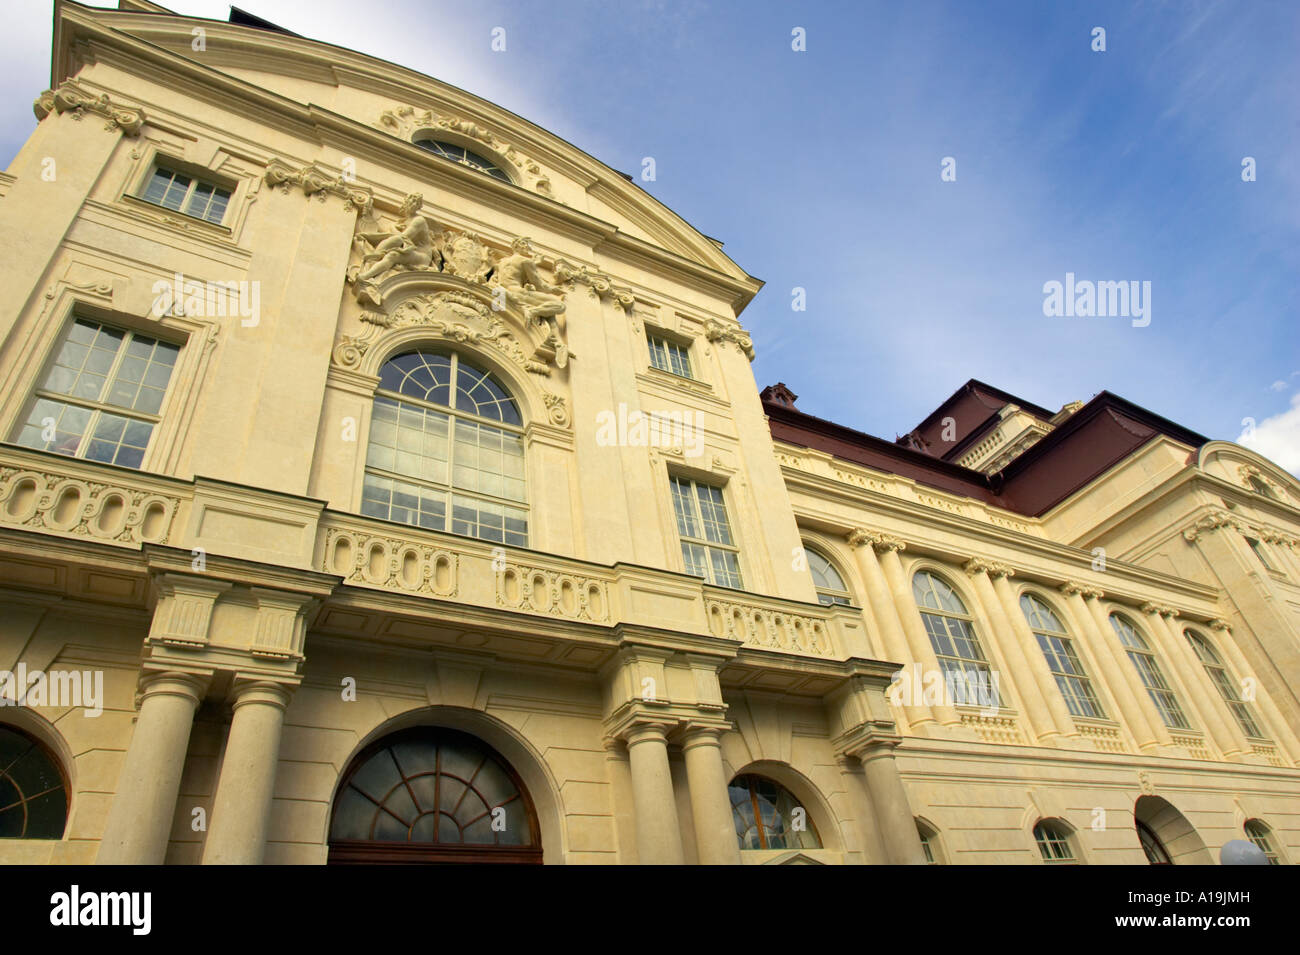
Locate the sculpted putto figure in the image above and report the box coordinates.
[493,237,570,367]
[352,193,437,283]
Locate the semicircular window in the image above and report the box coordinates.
[728,773,821,851]
[413,138,511,183]
[364,350,527,546]
[328,728,540,864]
[0,726,69,839]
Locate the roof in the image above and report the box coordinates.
[764,384,1208,517]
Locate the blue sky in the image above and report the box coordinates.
[3,0,1297,471]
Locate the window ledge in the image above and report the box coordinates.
[119,194,233,236]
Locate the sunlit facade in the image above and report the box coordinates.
[0,1,1297,865]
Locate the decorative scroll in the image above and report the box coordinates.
[33,82,144,136]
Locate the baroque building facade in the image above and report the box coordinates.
[1,0,1297,865]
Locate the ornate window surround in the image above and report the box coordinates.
[113,140,258,243]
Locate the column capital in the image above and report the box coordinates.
[33,80,145,135]
[964,558,1014,579]
[678,724,726,751]
[833,720,903,761]
[229,678,296,712]
[1209,618,1232,632]
[137,666,211,707]
[1141,601,1180,619]
[1061,580,1105,600]
[847,528,906,553]
[623,721,672,748]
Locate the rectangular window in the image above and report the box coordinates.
[12,317,179,469]
[140,165,232,225]
[670,476,741,588]
[1245,537,1276,573]
[648,333,693,379]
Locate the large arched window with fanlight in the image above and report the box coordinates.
[912,570,1000,707]
[0,725,69,839]
[362,350,527,546]
[328,727,541,864]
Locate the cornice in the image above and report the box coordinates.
[782,465,1217,604]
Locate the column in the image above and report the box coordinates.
[848,530,933,728]
[836,756,889,865]
[603,739,639,863]
[624,723,685,864]
[855,742,927,865]
[875,540,960,726]
[1143,605,1244,758]
[1210,620,1300,764]
[968,562,1072,742]
[1061,584,1161,751]
[1083,593,1175,749]
[202,680,294,865]
[97,670,209,865]
[681,727,741,865]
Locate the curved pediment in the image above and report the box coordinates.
[1198,441,1300,505]
[55,3,759,294]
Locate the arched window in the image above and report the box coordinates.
[363,350,527,546]
[1021,593,1104,719]
[1184,629,1265,739]
[0,726,68,839]
[912,571,1000,707]
[1244,820,1280,865]
[412,138,511,183]
[806,546,851,606]
[1109,614,1190,730]
[1033,820,1077,863]
[1136,819,1171,864]
[916,820,942,864]
[727,774,820,851]
[328,727,541,864]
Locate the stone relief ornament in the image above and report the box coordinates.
[703,318,756,361]
[491,237,570,368]
[553,260,636,312]
[377,104,555,196]
[332,290,551,380]
[265,158,373,217]
[439,230,494,283]
[33,81,145,136]
[349,193,438,302]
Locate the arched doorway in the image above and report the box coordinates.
[1134,795,1211,865]
[328,727,542,864]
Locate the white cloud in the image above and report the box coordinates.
[1240,393,1300,475]
[1269,380,1288,392]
